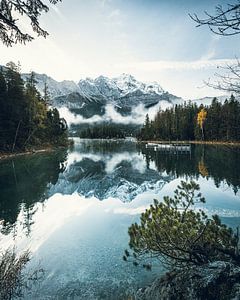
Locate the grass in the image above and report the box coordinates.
[0,248,43,300]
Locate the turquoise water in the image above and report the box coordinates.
[0,139,240,299]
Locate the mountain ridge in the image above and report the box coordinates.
[22,72,180,121]
[0,64,231,129]
[22,72,175,101]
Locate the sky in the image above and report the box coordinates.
[0,0,239,99]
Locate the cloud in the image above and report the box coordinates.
[64,150,148,175]
[58,101,172,126]
[200,35,221,61]
[112,205,149,215]
[0,36,75,79]
[100,0,112,7]
[115,59,236,72]
[108,9,120,19]
[58,107,103,125]
[201,49,216,61]
[105,152,146,174]
[49,4,66,21]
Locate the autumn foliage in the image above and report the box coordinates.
[197,108,207,140]
[138,96,240,142]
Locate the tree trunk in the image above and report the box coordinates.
[201,125,204,140]
[12,120,21,152]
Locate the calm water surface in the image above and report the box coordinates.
[0,139,240,299]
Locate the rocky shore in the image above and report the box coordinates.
[135,261,240,300]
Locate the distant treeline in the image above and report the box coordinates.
[0,62,68,152]
[138,96,240,142]
[79,123,136,139]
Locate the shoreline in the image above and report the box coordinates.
[0,148,55,161]
[0,139,73,161]
[1,139,239,161]
[138,140,240,147]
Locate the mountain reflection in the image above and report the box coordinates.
[0,139,240,236]
[49,139,171,201]
[50,140,240,201]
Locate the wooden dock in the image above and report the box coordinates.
[146,142,191,153]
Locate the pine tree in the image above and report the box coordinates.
[124,181,240,268]
[138,97,239,142]
[0,62,68,152]
[4,62,26,150]
[43,82,51,105]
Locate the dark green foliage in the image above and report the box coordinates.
[138,102,198,141]
[79,123,126,139]
[0,0,62,46]
[138,143,240,194]
[125,181,239,269]
[138,97,240,142]
[0,62,68,152]
[73,123,140,138]
[0,150,67,235]
[140,114,155,140]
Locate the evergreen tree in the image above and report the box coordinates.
[0,63,68,152]
[4,62,26,150]
[124,181,240,269]
[79,123,126,139]
[138,97,240,142]
[43,82,51,105]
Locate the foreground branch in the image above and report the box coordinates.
[190,2,240,36]
[0,0,62,46]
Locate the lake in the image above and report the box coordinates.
[0,138,240,299]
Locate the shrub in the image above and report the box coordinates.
[0,249,43,299]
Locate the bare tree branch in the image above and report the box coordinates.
[190,2,240,36]
[204,58,240,95]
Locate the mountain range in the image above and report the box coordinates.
[22,73,181,120]
[21,72,228,127]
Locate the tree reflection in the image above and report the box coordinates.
[0,150,67,235]
[138,144,240,194]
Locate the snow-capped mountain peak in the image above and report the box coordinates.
[22,71,166,102]
[112,74,164,97]
[77,73,165,101]
[22,73,79,99]
[144,81,164,95]
[113,73,143,96]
